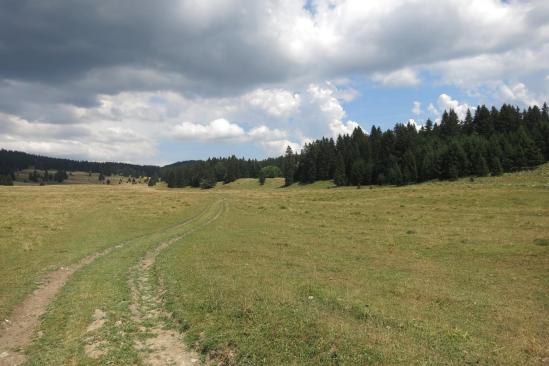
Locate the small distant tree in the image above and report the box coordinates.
[98,173,105,182]
[258,170,266,185]
[148,174,158,187]
[0,174,14,186]
[106,179,111,185]
[28,170,40,182]
[199,178,216,189]
[54,170,68,183]
[260,165,282,178]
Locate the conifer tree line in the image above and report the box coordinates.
[0,149,159,185]
[162,103,549,188]
[27,169,68,184]
[291,103,548,186]
[161,156,283,188]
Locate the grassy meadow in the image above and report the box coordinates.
[0,165,548,365]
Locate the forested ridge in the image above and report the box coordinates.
[162,103,549,188]
[161,156,284,188]
[0,150,159,185]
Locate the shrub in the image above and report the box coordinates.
[200,178,216,189]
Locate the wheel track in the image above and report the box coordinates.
[128,199,226,365]
[0,200,216,366]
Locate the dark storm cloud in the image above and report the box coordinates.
[0,0,294,96]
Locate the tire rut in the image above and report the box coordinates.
[128,200,226,366]
[0,202,215,366]
[0,244,125,366]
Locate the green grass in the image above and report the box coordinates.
[1,165,548,365]
[156,165,549,365]
[13,169,153,185]
[23,200,222,365]
[0,184,209,321]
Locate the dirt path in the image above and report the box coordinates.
[0,203,215,366]
[128,200,226,366]
[0,244,123,366]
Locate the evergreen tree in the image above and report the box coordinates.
[441,142,468,180]
[463,109,474,134]
[350,159,366,187]
[148,174,158,186]
[419,147,437,181]
[282,146,296,187]
[54,170,68,183]
[515,126,543,167]
[401,150,418,184]
[474,156,489,177]
[199,178,216,189]
[424,119,434,133]
[440,110,460,137]
[333,152,346,186]
[386,158,403,185]
[0,174,14,186]
[258,170,266,185]
[490,156,503,176]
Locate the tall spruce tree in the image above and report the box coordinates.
[350,159,366,187]
[282,146,296,187]
[334,152,347,186]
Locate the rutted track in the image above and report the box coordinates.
[0,201,215,366]
[128,200,226,365]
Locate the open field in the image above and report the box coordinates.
[1,165,548,365]
[13,169,151,186]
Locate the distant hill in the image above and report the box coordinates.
[0,149,160,178]
[161,160,202,170]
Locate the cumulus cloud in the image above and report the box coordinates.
[170,119,290,145]
[0,112,156,163]
[245,89,301,117]
[307,83,361,137]
[436,94,472,121]
[260,139,303,155]
[498,82,541,107]
[412,101,422,116]
[373,68,420,87]
[425,94,473,122]
[406,118,425,131]
[171,119,245,141]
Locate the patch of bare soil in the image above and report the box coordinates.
[83,308,108,359]
[0,244,123,366]
[129,201,225,366]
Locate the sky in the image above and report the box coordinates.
[1,0,548,165]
